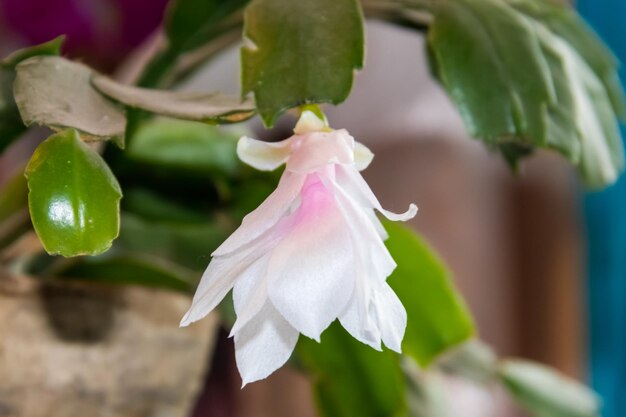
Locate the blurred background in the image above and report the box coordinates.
[0,0,623,416]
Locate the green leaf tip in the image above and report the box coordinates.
[1,36,65,68]
[500,359,601,417]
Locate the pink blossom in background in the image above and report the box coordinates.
[0,0,168,68]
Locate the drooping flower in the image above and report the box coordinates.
[181,111,417,385]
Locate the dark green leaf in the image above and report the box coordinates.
[384,221,474,366]
[297,321,407,417]
[499,359,600,417]
[428,0,624,187]
[1,36,65,68]
[55,254,195,292]
[127,119,240,176]
[25,130,122,257]
[92,76,255,123]
[241,0,365,126]
[429,0,554,145]
[14,56,126,143]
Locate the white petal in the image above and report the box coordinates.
[286,130,355,174]
[354,142,374,171]
[237,136,293,171]
[336,165,417,221]
[230,254,270,336]
[365,208,389,240]
[327,175,398,348]
[180,257,239,327]
[268,176,355,340]
[373,282,407,353]
[339,288,382,351]
[234,302,299,386]
[293,110,327,134]
[181,224,280,327]
[328,175,397,281]
[212,171,306,257]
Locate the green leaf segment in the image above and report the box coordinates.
[241,0,365,126]
[25,130,122,257]
[428,0,625,187]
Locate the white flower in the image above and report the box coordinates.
[181,111,417,385]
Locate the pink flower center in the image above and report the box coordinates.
[294,174,335,225]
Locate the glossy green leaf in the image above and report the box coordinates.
[14,56,126,143]
[241,0,365,126]
[127,119,240,176]
[499,360,600,417]
[384,221,474,366]
[92,76,255,124]
[25,130,122,257]
[297,321,407,417]
[428,0,624,187]
[55,254,195,292]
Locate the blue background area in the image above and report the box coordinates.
[578,1,626,416]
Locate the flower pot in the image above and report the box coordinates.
[0,275,217,417]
